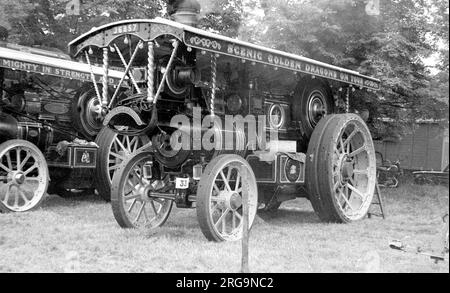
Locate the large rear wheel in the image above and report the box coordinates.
[95,127,150,201]
[306,114,376,223]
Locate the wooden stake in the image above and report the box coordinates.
[241,167,250,273]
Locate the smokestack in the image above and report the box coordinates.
[0,25,8,41]
[0,113,19,139]
[167,0,201,27]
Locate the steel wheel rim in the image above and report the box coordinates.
[119,157,172,228]
[107,134,149,182]
[207,161,257,241]
[0,145,46,212]
[307,90,328,128]
[331,120,376,220]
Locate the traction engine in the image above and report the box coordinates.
[67,0,381,242]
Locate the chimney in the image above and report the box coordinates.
[0,26,8,41]
[167,0,201,27]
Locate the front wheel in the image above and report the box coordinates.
[196,155,258,242]
[0,140,49,213]
[111,152,173,229]
[306,114,377,223]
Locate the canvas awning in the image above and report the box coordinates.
[0,46,125,86]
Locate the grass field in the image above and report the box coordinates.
[0,181,448,273]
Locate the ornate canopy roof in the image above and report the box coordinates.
[69,17,381,91]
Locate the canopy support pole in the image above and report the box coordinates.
[147,41,155,103]
[210,53,217,117]
[0,68,4,97]
[102,47,109,107]
[84,50,102,105]
[346,86,351,113]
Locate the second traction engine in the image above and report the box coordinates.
[0,73,77,149]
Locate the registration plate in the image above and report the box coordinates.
[175,178,189,189]
[112,23,140,35]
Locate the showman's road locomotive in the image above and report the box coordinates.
[0,36,138,211]
[67,0,381,242]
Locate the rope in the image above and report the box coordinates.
[108,41,142,108]
[114,44,142,94]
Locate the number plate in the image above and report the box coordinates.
[175,178,189,189]
[112,23,140,35]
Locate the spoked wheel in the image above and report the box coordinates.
[0,140,49,213]
[306,114,376,223]
[111,152,173,229]
[197,155,258,242]
[95,127,150,201]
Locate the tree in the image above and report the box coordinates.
[432,0,449,73]
[197,0,244,37]
[428,0,449,113]
[1,0,446,137]
[0,0,244,50]
[0,0,166,50]
[240,0,449,138]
